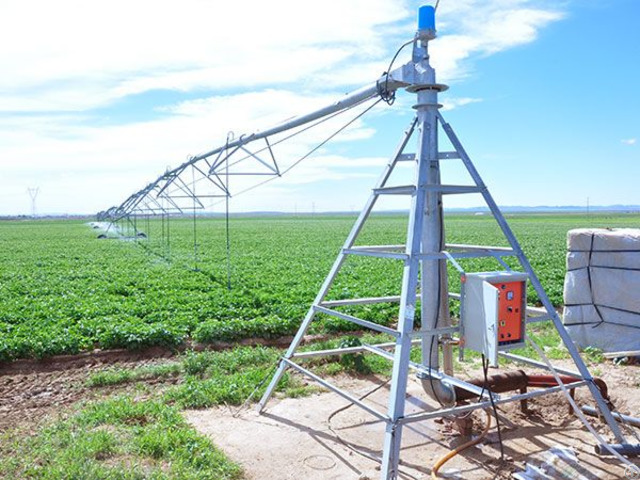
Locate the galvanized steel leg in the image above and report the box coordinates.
[381,99,435,479]
[258,118,418,412]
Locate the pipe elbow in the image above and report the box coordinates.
[417,372,456,407]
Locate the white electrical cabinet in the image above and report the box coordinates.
[460,271,528,366]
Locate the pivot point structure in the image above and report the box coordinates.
[99,5,638,479]
[257,5,635,479]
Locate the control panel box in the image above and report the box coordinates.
[460,271,528,366]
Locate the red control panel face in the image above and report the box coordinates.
[491,280,525,345]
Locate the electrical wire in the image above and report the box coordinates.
[481,354,505,460]
[379,38,415,105]
[430,408,492,479]
[325,379,419,480]
[326,379,390,464]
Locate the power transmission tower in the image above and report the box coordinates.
[27,187,39,218]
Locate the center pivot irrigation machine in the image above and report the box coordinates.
[101,5,640,479]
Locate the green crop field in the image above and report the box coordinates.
[1,213,638,362]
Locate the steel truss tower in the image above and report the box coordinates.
[258,6,631,479]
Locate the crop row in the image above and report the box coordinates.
[0,213,637,361]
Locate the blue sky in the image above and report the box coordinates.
[0,0,638,215]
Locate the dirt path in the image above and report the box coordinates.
[188,364,640,480]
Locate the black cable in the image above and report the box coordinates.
[481,354,505,461]
[427,195,446,406]
[325,378,418,480]
[428,260,443,406]
[379,38,415,105]
[326,379,390,464]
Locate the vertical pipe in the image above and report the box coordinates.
[413,40,455,407]
[418,86,442,372]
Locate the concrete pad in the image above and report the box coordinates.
[186,375,636,480]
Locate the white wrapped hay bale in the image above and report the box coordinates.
[563,228,640,352]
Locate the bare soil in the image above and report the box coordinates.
[0,348,177,432]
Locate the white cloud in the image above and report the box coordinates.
[0,0,566,215]
[441,97,483,111]
[621,138,637,146]
[431,1,564,81]
[0,0,565,112]
[0,90,384,214]
[0,0,410,112]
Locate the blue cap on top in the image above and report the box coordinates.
[418,5,436,31]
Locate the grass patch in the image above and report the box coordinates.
[6,345,329,480]
[298,333,393,377]
[581,345,604,363]
[0,397,242,480]
[164,346,304,409]
[86,363,182,388]
[87,345,322,409]
[3,341,384,479]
